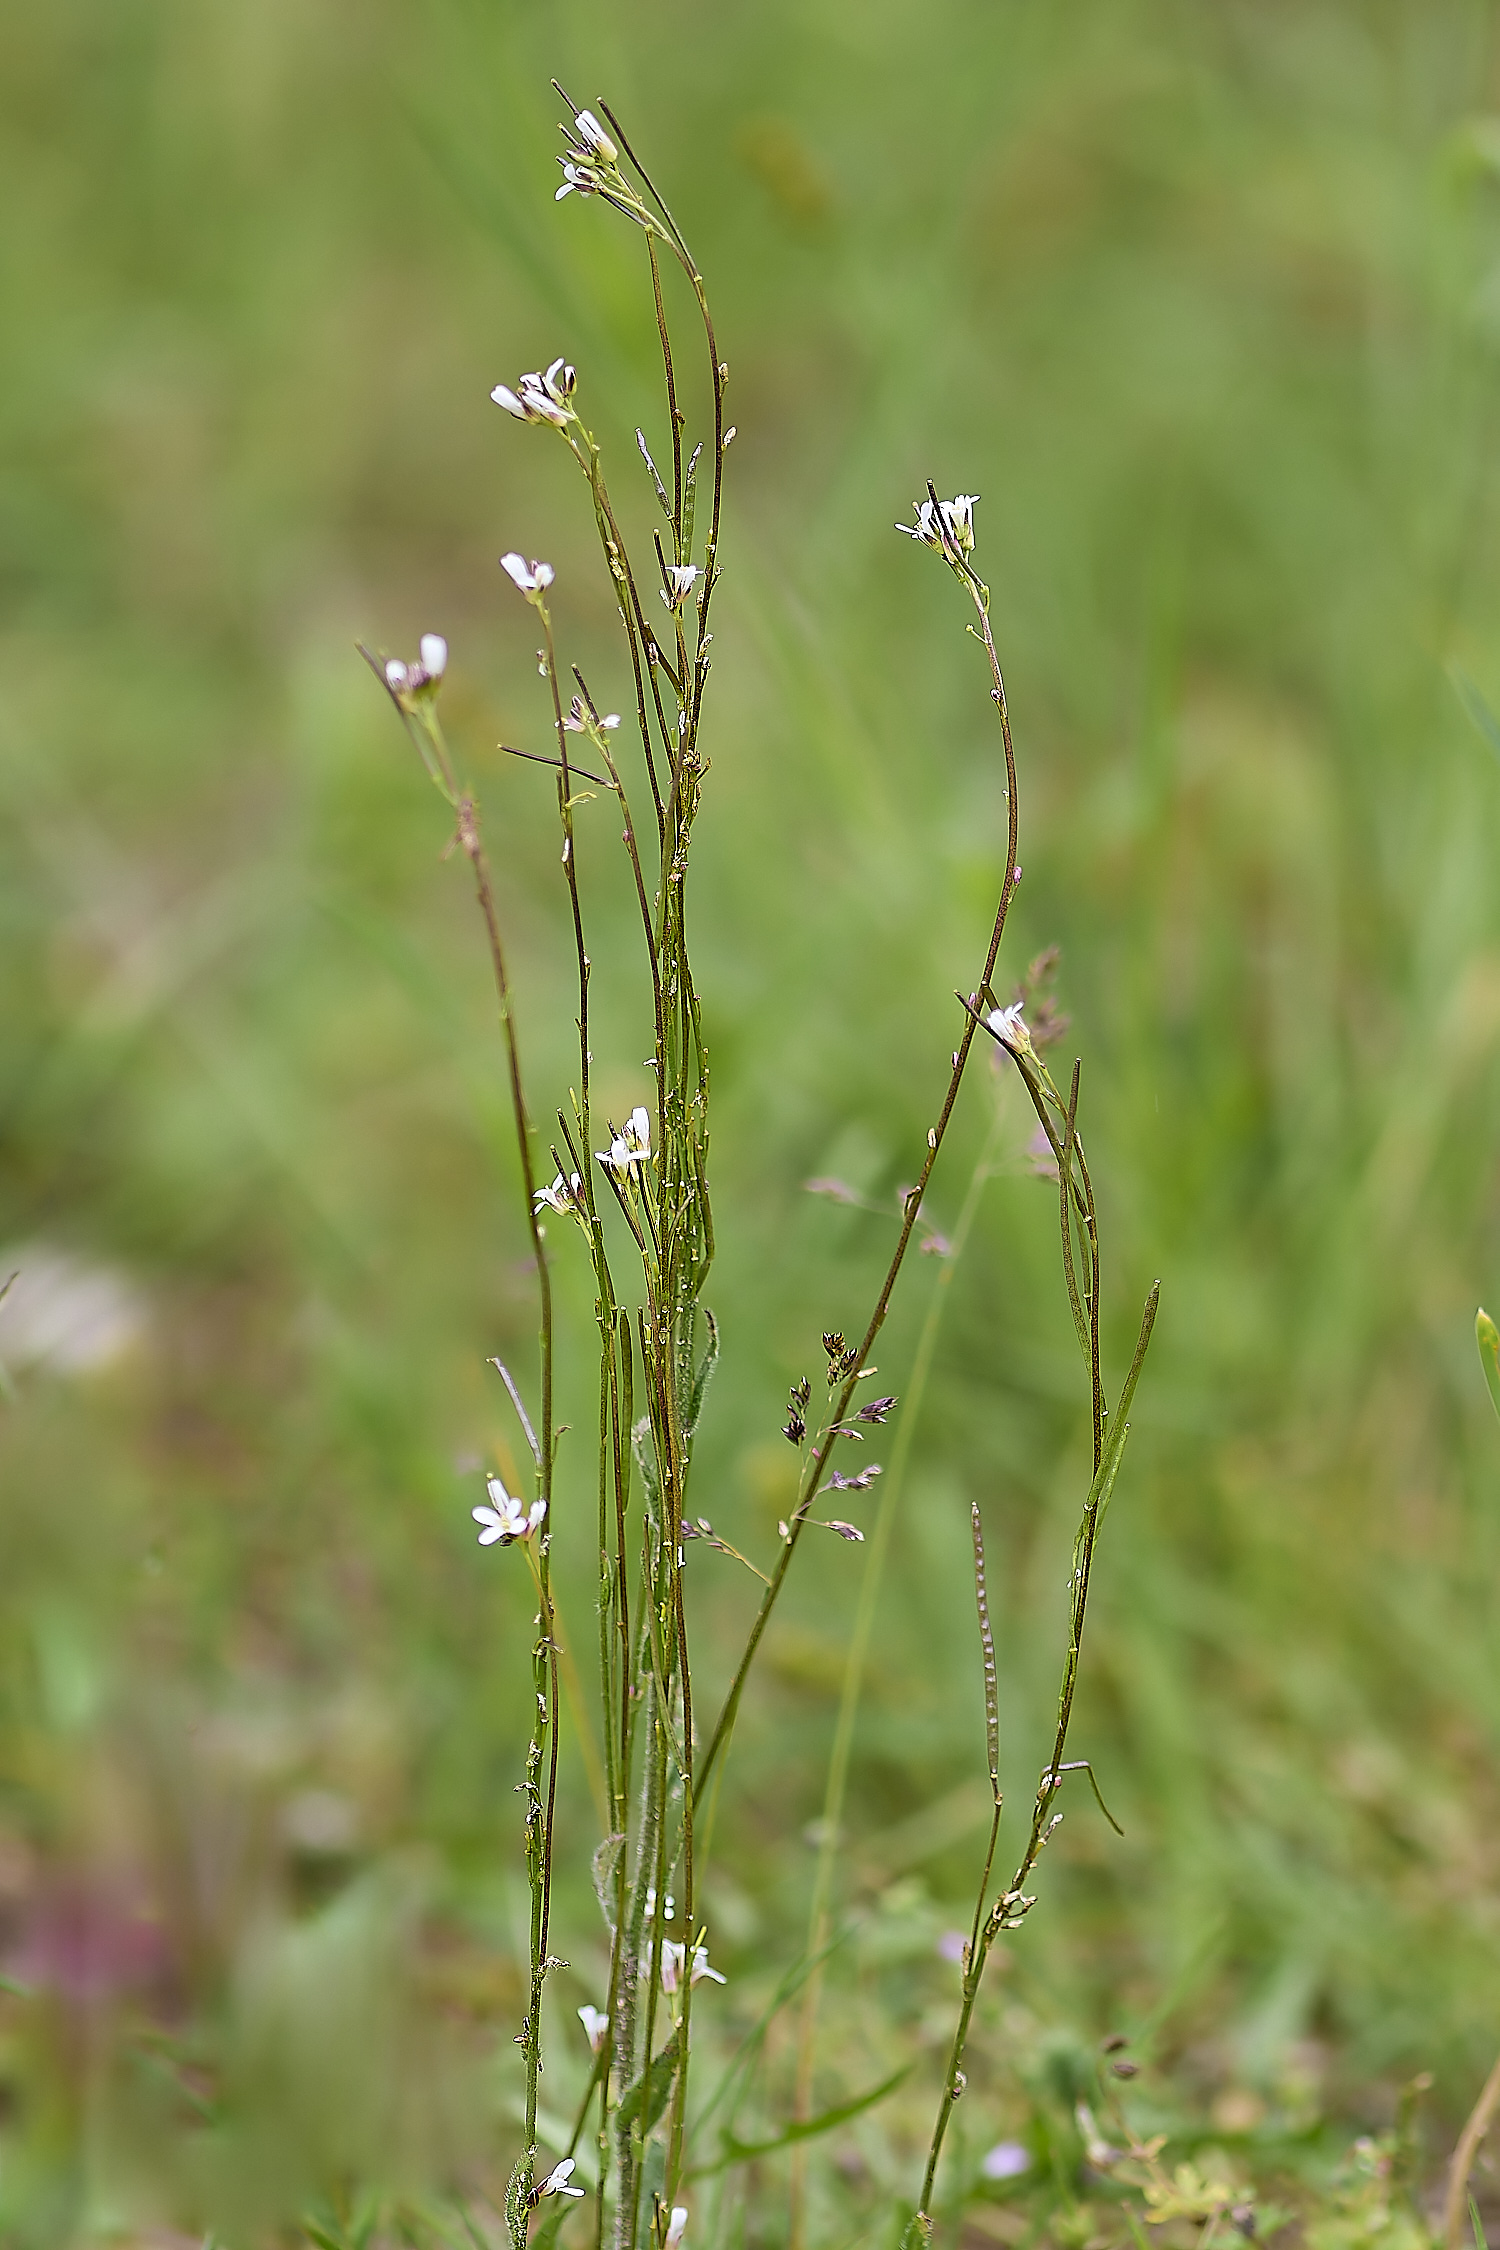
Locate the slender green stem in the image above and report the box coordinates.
[788,1102,1006,2245]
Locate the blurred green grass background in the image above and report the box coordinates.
[5,0,1500,2241]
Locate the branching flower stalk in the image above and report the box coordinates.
[886,587,1162,2234]
[356,636,562,2232]
[368,96,1157,2250]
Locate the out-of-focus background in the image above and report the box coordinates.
[5,1,1500,2242]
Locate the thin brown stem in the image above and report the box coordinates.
[1444,2049,1500,2250]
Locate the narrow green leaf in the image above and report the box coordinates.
[631,1415,661,1511]
[1478,1309,1500,1428]
[1091,1280,1160,1532]
[504,2154,531,2248]
[617,2029,679,2136]
[682,439,701,564]
[690,2064,909,2178]
[688,1308,719,1437]
[591,1831,625,1934]
[530,2197,578,2250]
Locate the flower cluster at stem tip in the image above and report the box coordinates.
[533,1169,583,1218]
[984,999,1035,1059]
[895,491,979,555]
[491,357,576,428]
[661,562,700,611]
[500,553,554,599]
[598,1105,653,1178]
[384,633,447,700]
[556,106,619,198]
[565,694,620,734]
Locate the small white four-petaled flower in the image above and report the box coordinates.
[577,2004,609,2054]
[660,1940,726,1993]
[533,1170,582,1216]
[564,695,621,733]
[598,1105,653,1177]
[660,564,699,610]
[555,108,620,199]
[895,492,980,555]
[384,633,448,698]
[573,109,617,160]
[537,2158,586,2201]
[472,1475,547,1547]
[500,553,556,597]
[490,359,575,427]
[984,1000,1033,1056]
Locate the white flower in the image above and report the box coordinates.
[624,1106,651,1159]
[384,637,447,700]
[538,2158,585,2201]
[555,161,598,202]
[578,2004,609,2054]
[472,1477,547,1546]
[984,1000,1033,1056]
[490,373,570,428]
[563,696,619,733]
[895,497,938,545]
[533,1170,582,1216]
[500,553,556,597]
[517,370,570,426]
[573,108,618,161]
[660,564,699,610]
[664,2211,688,2250]
[895,492,980,554]
[661,1940,726,1994]
[598,1105,653,1178]
[943,492,980,551]
[512,377,567,427]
